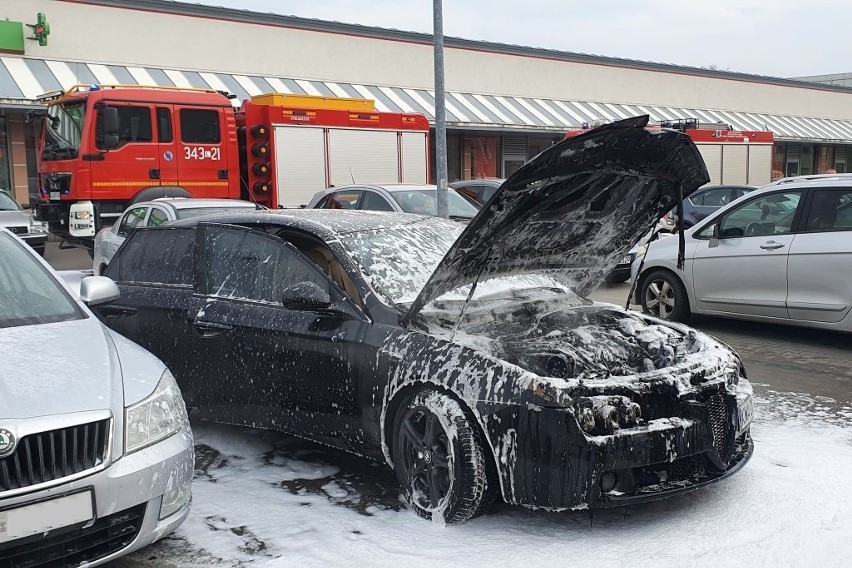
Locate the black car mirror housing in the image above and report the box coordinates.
[281,281,332,311]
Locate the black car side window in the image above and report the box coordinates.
[109,227,195,286]
[202,225,329,304]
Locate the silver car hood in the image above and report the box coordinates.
[0,209,29,228]
[403,116,709,322]
[0,317,165,420]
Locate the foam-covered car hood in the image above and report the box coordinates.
[403,116,709,322]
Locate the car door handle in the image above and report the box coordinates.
[760,241,786,250]
[192,320,233,338]
[98,305,137,319]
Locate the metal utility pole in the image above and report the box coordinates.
[433,0,449,218]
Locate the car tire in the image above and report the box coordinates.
[640,269,690,322]
[392,389,493,524]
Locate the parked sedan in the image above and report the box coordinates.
[93,198,261,274]
[0,191,48,255]
[307,184,480,220]
[634,178,852,330]
[675,184,757,229]
[93,117,753,523]
[0,227,192,566]
[449,178,504,205]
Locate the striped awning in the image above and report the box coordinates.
[3,55,852,143]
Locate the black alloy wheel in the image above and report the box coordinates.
[392,389,493,524]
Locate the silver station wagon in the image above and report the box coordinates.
[0,227,193,566]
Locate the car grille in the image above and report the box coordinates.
[5,226,26,236]
[707,394,727,456]
[0,503,145,567]
[0,419,110,494]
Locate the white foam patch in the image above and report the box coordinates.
[166,391,852,567]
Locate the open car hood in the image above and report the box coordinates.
[403,116,709,323]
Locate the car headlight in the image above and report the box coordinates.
[125,369,188,454]
[28,216,48,234]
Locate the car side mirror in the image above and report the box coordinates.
[708,224,720,248]
[21,203,31,210]
[79,276,120,306]
[281,281,332,311]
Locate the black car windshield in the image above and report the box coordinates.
[0,232,84,328]
[339,219,569,306]
[42,101,86,161]
[0,192,21,211]
[390,189,480,219]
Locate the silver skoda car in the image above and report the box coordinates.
[0,227,193,566]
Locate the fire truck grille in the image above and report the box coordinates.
[0,419,110,494]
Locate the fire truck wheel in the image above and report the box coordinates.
[128,186,191,205]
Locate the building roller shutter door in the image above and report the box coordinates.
[274,126,327,208]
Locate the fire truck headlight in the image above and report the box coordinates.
[73,210,92,220]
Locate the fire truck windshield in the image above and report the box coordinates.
[42,102,85,161]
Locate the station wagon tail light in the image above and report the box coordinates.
[125,369,188,454]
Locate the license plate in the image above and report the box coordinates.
[736,393,754,433]
[0,490,93,544]
[50,191,60,201]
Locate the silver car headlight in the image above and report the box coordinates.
[125,369,188,454]
[28,216,48,234]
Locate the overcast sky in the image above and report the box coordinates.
[176,0,849,78]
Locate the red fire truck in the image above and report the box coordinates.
[32,85,431,247]
[565,118,774,186]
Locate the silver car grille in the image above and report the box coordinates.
[0,419,110,494]
[6,226,27,235]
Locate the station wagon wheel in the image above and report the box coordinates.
[392,389,492,524]
[640,269,690,322]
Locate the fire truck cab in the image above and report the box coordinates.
[36,85,239,243]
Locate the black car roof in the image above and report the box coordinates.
[167,208,454,239]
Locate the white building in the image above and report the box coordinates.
[3,0,852,203]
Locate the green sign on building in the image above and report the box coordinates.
[0,20,25,54]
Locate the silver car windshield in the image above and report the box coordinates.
[339,219,570,306]
[0,232,84,328]
[0,191,21,211]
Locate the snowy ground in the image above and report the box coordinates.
[121,385,852,568]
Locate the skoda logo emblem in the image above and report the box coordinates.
[0,428,15,458]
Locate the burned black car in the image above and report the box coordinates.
[90,117,754,523]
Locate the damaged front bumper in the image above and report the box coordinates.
[491,379,754,510]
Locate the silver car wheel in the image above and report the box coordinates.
[644,279,676,319]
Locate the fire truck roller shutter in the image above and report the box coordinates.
[401,132,428,184]
[747,145,772,186]
[327,129,399,187]
[128,186,192,205]
[274,126,328,209]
